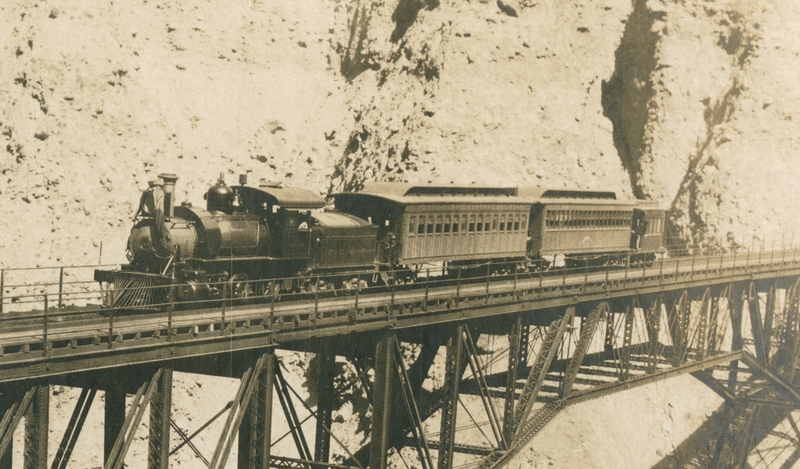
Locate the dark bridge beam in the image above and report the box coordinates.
[148,367,172,469]
[315,349,336,463]
[347,328,444,467]
[51,387,96,469]
[370,332,395,469]
[438,325,465,469]
[23,384,48,469]
[238,352,274,469]
[0,384,37,469]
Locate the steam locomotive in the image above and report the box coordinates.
[94,173,666,310]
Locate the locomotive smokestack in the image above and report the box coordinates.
[158,173,179,219]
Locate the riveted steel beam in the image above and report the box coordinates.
[764,285,776,364]
[518,323,530,371]
[370,333,394,469]
[104,383,126,464]
[238,352,274,469]
[438,324,464,469]
[347,330,443,467]
[502,316,523,443]
[748,282,767,363]
[0,385,35,469]
[148,367,172,469]
[644,294,663,374]
[23,384,48,469]
[315,350,336,463]
[51,387,96,469]
[106,368,163,469]
[392,339,434,469]
[511,306,575,441]
[615,300,636,381]
[463,327,505,450]
[210,354,273,469]
[695,288,711,361]
[667,291,689,367]
[560,302,605,398]
[0,443,8,469]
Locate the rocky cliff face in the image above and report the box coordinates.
[3,0,796,270]
[1,0,799,467]
[603,0,800,249]
[328,0,634,194]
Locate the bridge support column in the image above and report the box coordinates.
[644,294,663,374]
[0,385,37,469]
[148,367,172,469]
[511,306,574,439]
[370,332,395,469]
[346,330,443,468]
[503,317,523,443]
[51,388,96,469]
[438,324,464,469]
[314,349,335,462]
[23,384,49,469]
[0,443,9,469]
[747,283,767,363]
[560,303,605,398]
[104,384,126,463]
[238,352,274,469]
[0,396,14,469]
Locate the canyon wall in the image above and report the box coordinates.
[2,0,800,466]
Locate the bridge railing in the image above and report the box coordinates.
[1,233,799,346]
[0,264,121,313]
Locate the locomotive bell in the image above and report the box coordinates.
[205,173,235,213]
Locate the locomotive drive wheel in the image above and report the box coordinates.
[258,280,283,299]
[228,273,253,298]
[303,278,337,294]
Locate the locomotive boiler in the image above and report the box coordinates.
[95,173,378,309]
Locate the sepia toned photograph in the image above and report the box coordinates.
[1,0,799,467]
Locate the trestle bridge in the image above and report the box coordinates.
[2,240,800,468]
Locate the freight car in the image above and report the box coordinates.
[95,173,666,310]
